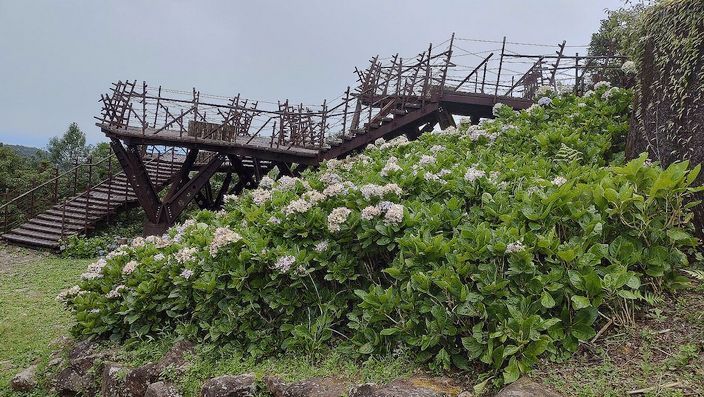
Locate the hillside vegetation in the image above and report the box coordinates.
[61,85,702,386]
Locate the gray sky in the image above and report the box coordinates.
[0,0,622,147]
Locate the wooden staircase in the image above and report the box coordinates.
[1,155,183,249]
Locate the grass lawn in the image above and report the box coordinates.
[0,245,89,395]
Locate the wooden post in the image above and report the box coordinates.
[73,157,79,196]
[106,155,113,224]
[3,188,8,234]
[85,157,92,229]
[574,53,580,95]
[494,36,507,98]
[52,167,59,202]
[341,86,350,137]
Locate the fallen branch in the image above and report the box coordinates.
[591,318,613,344]
[626,381,682,395]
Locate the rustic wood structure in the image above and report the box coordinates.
[2,35,625,248]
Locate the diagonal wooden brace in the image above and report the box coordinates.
[110,138,161,221]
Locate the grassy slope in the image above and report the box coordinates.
[0,247,89,395]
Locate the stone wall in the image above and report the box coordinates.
[625,0,704,234]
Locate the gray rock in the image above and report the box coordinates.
[263,376,353,397]
[145,381,182,397]
[494,378,563,397]
[123,340,195,397]
[10,364,38,392]
[200,374,256,397]
[100,362,130,397]
[54,365,95,396]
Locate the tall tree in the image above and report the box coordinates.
[47,122,88,169]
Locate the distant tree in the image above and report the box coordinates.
[47,122,89,169]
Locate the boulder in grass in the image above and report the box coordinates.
[10,364,38,392]
[494,377,563,397]
[200,374,256,397]
[145,381,183,397]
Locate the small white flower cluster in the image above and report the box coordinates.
[381,156,402,177]
[594,81,611,90]
[621,60,637,75]
[583,90,595,98]
[106,246,129,260]
[174,247,198,264]
[81,259,107,280]
[492,103,507,116]
[466,126,497,142]
[419,155,436,166]
[131,236,146,248]
[106,284,126,299]
[223,194,238,204]
[314,240,329,253]
[535,85,554,98]
[180,269,194,280]
[56,285,82,303]
[210,227,242,257]
[601,87,619,101]
[122,260,138,275]
[322,182,349,197]
[284,198,313,216]
[459,117,471,126]
[356,154,372,164]
[268,216,281,225]
[327,207,352,232]
[464,166,486,182]
[153,253,165,262]
[527,104,542,113]
[383,203,404,226]
[360,183,402,200]
[424,169,451,184]
[537,97,552,106]
[429,145,445,154]
[273,255,296,272]
[275,176,299,191]
[505,241,526,253]
[361,205,382,220]
[251,188,272,206]
[303,190,327,205]
[552,176,567,187]
[319,172,342,185]
[433,126,458,136]
[259,176,275,189]
[378,136,410,150]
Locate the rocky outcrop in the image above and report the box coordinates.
[264,376,350,397]
[199,374,256,397]
[10,364,38,392]
[145,381,182,397]
[54,339,112,396]
[124,340,195,396]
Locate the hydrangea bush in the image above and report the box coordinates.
[63,85,702,385]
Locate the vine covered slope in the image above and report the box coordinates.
[63,85,702,384]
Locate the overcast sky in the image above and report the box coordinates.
[0,0,622,147]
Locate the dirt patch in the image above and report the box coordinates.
[0,243,51,275]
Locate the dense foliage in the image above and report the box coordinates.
[63,85,702,385]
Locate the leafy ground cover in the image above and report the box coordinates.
[61,84,704,387]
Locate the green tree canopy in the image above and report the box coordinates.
[47,122,88,169]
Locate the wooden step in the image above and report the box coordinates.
[19,222,69,236]
[35,214,90,227]
[1,233,60,249]
[27,218,84,232]
[10,227,64,241]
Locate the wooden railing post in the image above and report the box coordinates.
[85,156,92,230]
[106,155,113,224]
[73,157,79,196]
[3,188,9,234]
[52,167,59,203]
[494,36,507,99]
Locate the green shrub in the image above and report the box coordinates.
[62,85,702,386]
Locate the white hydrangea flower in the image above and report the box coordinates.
[492,103,507,116]
[56,285,82,302]
[180,269,194,280]
[131,237,145,248]
[259,176,275,189]
[223,194,238,204]
[82,258,107,280]
[381,157,402,176]
[361,205,382,220]
[319,172,342,185]
[153,253,165,262]
[505,241,526,253]
[383,203,404,226]
[419,155,436,165]
[273,255,296,272]
[209,227,242,257]
[268,216,281,225]
[583,90,595,98]
[466,126,497,142]
[374,138,386,146]
[284,198,313,216]
[275,175,299,191]
[621,60,636,75]
[464,166,486,182]
[459,117,471,125]
[537,97,552,106]
[122,260,138,275]
[303,190,326,205]
[314,240,329,253]
[327,207,352,232]
[429,145,445,153]
[174,247,198,264]
[601,87,619,100]
[251,188,272,206]
[552,176,567,186]
[594,81,611,90]
[322,183,346,197]
[106,284,126,299]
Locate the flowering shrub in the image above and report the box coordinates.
[63,85,702,385]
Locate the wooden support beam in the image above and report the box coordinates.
[109,138,160,221]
